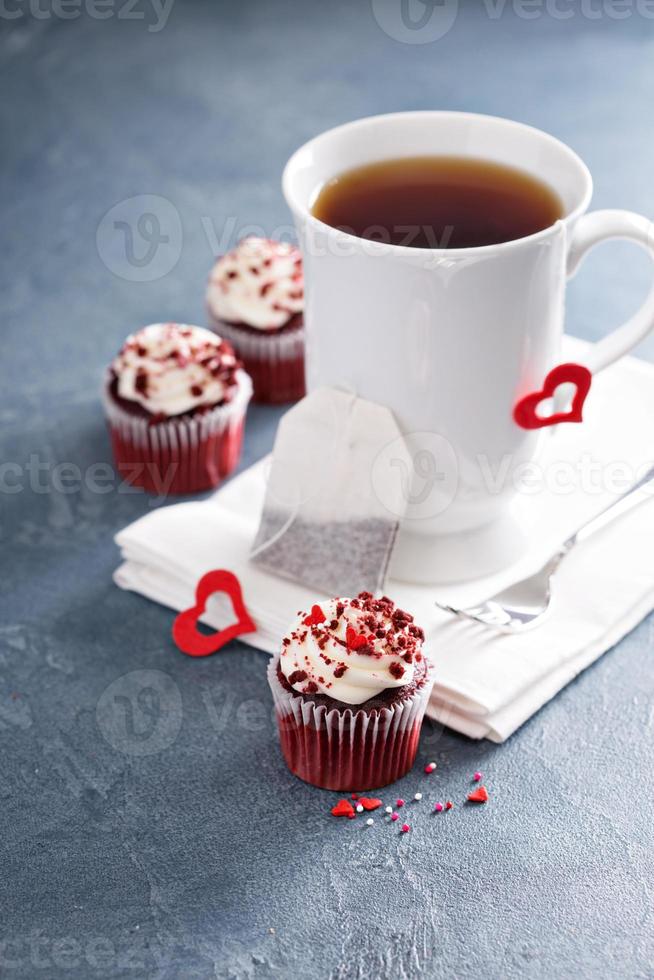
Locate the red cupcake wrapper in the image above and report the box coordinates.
[267,656,434,791]
[208,315,305,404]
[103,371,252,495]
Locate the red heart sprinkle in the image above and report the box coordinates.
[331,799,355,818]
[303,604,326,626]
[172,569,256,657]
[359,797,382,811]
[346,626,369,650]
[467,786,489,804]
[513,363,592,430]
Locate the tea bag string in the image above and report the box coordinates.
[249,482,301,560]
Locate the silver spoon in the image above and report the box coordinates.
[436,463,654,632]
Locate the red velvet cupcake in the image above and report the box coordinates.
[206,237,305,404]
[268,592,433,791]
[103,323,252,495]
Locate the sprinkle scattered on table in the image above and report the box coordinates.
[331,799,355,818]
[359,797,382,811]
[329,761,491,828]
[468,786,489,804]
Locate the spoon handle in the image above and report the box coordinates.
[563,463,654,550]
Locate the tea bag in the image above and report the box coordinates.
[250,387,411,596]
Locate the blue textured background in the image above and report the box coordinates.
[1,2,654,977]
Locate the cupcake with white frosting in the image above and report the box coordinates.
[268,592,433,791]
[206,237,305,404]
[104,323,252,495]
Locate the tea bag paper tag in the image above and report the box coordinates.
[250,386,411,596]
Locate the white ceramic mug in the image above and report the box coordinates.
[283,112,654,577]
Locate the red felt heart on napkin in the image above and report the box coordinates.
[172,569,256,657]
[513,363,592,430]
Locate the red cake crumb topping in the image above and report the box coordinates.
[112,323,243,418]
[207,238,304,330]
[135,370,148,394]
[280,591,426,702]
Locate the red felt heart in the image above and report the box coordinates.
[303,604,326,627]
[467,786,489,804]
[331,799,355,818]
[359,797,382,811]
[172,569,256,657]
[513,363,592,430]
[346,626,369,651]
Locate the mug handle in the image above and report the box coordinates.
[567,209,654,372]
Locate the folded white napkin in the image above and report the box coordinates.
[114,338,654,742]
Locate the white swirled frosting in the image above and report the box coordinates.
[112,323,241,417]
[279,592,425,705]
[207,237,303,330]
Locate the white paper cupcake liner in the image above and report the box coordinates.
[207,315,305,403]
[103,369,252,494]
[208,313,305,363]
[267,655,434,791]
